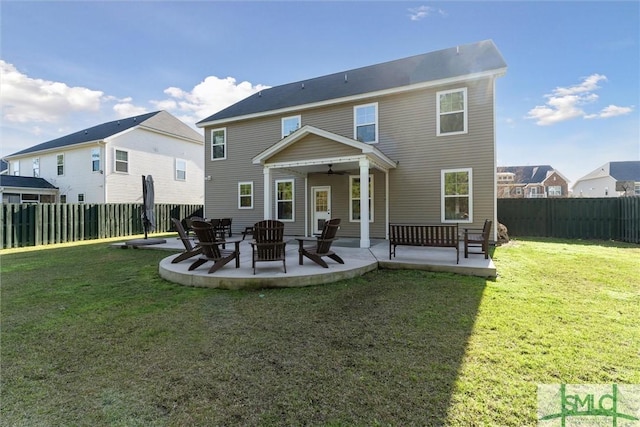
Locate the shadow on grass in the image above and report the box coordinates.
[178,270,489,425]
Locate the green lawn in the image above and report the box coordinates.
[1,238,638,426]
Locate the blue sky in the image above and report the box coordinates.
[1,1,638,183]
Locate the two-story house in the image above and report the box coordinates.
[497,165,570,198]
[196,40,507,247]
[3,111,204,204]
[572,161,640,197]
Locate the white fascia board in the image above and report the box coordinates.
[4,139,105,159]
[198,68,507,129]
[137,124,204,145]
[252,125,397,169]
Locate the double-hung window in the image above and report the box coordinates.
[437,88,467,135]
[32,158,39,177]
[11,161,19,176]
[238,181,253,209]
[56,154,64,176]
[175,158,186,181]
[354,103,378,143]
[282,116,301,138]
[211,128,226,160]
[276,179,294,221]
[442,168,472,222]
[349,175,373,222]
[548,186,561,196]
[91,148,101,172]
[115,149,128,173]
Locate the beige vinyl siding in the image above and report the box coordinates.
[270,135,361,163]
[378,78,496,230]
[203,75,497,236]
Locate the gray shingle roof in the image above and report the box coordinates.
[198,40,506,125]
[7,111,162,157]
[609,161,640,181]
[497,165,556,184]
[0,175,58,189]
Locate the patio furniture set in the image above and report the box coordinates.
[171,217,344,275]
[388,220,492,263]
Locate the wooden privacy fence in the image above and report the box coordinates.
[497,197,640,243]
[1,203,203,249]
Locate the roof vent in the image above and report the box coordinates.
[301,83,305,89]
[344,74,348,83]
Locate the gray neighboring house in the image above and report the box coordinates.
[572,161,640,197]
[197,40,507,247]
[0,175,59,203]
[497,165,570,198]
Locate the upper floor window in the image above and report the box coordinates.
[282,115,301,138]
[175,158,186,181]
[276,179,294,221]
[211,128,226,160]
[437,88,467,136]
[91,148,101,172]
[354,103,378,143]
[349,175,373,222]
[11,161,19,176]
[442,168,472,223]
[238,181,253,209]
[56,154,64,176]
[32,158,39,177]
[115,149,129,173]
[78,194,85,204]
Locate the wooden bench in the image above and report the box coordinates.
[389,223,459,264]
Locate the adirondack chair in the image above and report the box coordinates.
[170,218,203,263]
[219,218,233,238]
[297,218,344,268]
[464,219,492,259]
[250,220,287,274]
[188,220,240,274]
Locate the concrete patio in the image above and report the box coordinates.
[118,236,496,289]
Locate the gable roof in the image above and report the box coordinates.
[497,165,560,184]
[252,125,397,172]
[0,175,58,190]
[575,161,640,184]
[6,111,202,158]
[609,161,640,181]
[198,40,506,126]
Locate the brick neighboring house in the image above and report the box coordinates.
[497,165,570,198]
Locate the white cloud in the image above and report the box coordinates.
[585,104,634,119]
[526,74,633,125]
[408,5,446,21]
[0,60,104,123]
[151,75,270,125]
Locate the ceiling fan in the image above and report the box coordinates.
[326,164,346,175]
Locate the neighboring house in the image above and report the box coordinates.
[3,111,204,204]
[497,165,570,198]
[196,40,507,247]
[0,175,58,203]
[572,161,640,197]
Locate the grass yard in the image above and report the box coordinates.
[1,238,638,426]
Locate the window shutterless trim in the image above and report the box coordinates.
[210,128,227,161]
[436,87,468,136]
[238,181,254,209]
[441,168,473,223]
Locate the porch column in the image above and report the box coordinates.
[359,158,370,248]
[263,167,272,219]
